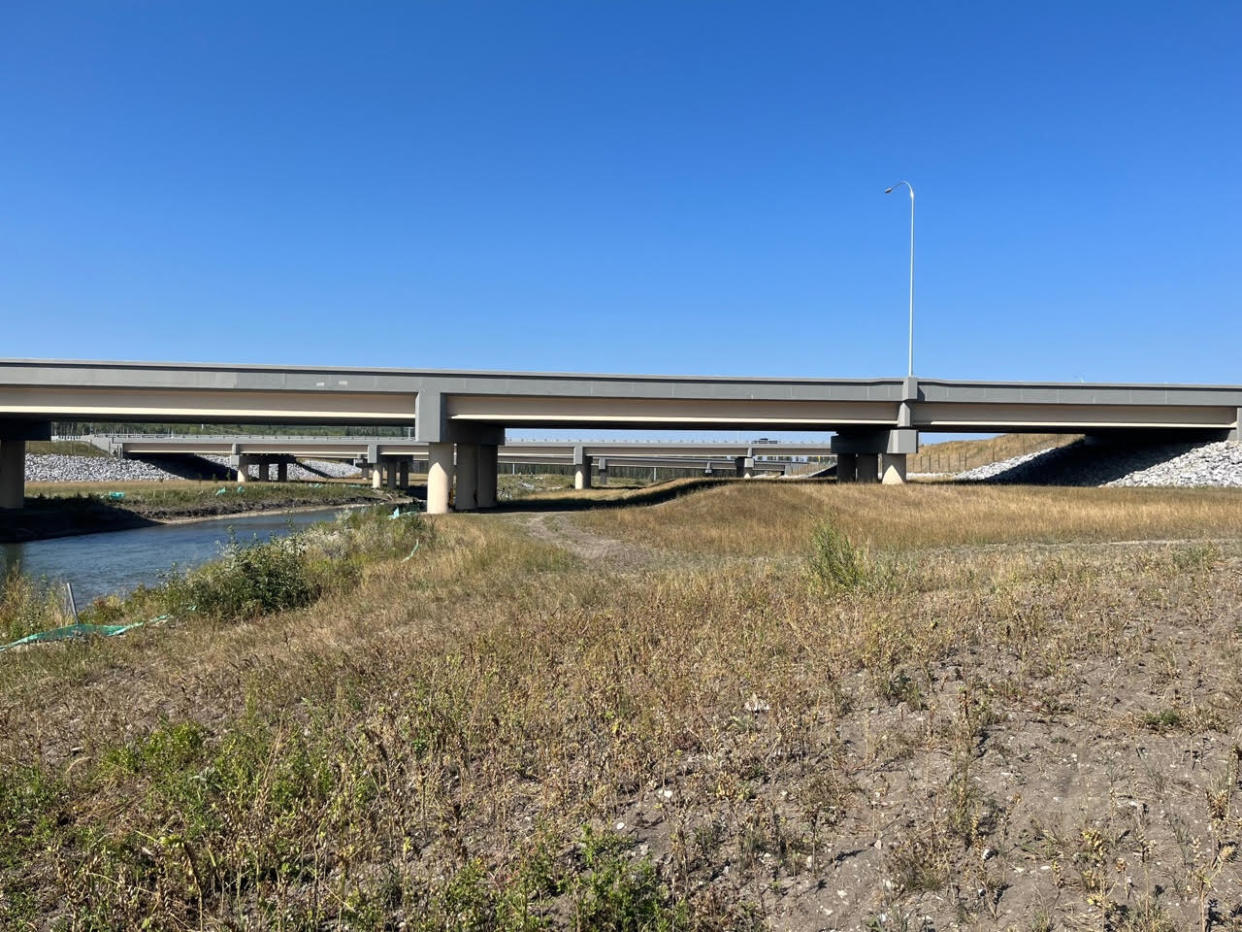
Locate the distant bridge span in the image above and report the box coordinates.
[1,359,1239,512]
[80,435,815,485]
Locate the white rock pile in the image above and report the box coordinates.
[26,454,362,483]
[200,456,362,481]
[956,439,1242,487]
[25,454,177,483]
[1106,441,1242,488]
[954,448,1055,482]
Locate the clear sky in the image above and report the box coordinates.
[2,2,1239,385]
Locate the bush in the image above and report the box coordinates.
[807,522,869,593]
[165,533,321,621]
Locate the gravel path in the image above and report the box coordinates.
[957,438,1242,487]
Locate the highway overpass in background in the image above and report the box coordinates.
[1,358,1239,513]
[81,435,818,486]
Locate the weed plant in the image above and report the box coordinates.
[0,568,66,642]
[806,522,869,593]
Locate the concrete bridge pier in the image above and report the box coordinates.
[734,456,746,478]
[832,429,918,485]
[880,453,908,485]
[455,443,479,511]
[596,457,608,487]
[232,454,251,483]
[398,459,410,491]
[742,457,756,479]
[276,458,289,483]
[426,443,454,515]
[0,422,49,509]
[477,445,498,508]
[0,440,25,510]
[573,446,592,490]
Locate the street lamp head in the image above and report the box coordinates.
[885,180,913,198]
[884,186,895,194]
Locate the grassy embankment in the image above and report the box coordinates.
[910,433,1079,475]
[25,440,110,458]
[2,482,1242,928]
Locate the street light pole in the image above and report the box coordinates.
[884,181,915,377]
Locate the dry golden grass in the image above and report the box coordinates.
[2,484,1242,928]
[577,481,1242,555]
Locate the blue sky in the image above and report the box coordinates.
[1,2,1239,385]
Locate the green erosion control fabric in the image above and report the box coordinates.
[0,616,168,653]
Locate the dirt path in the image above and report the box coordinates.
[506,511,656,569]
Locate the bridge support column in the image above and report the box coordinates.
[742,457,756,479]
[371,464,383,489]
[477,445,498,508]
[573,446,592,490]
[880,453,907,485]
[398,459,410,491]
[456,443,479,511]
[233,454,250,483]
[0,440,25,510]
[734,456,746,478]
[597,458,608,487]
[276,459,289,483]
[385,461,398,490]
[833,429,917,486]
[426,443,453,515]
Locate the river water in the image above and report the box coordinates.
[0,508,347,605]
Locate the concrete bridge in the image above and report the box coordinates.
[1,359,1239,513]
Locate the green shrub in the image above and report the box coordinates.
[807,522,869,593]
[572,827,688,931]
[164,533,321,621]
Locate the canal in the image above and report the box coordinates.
[0,508,347,605]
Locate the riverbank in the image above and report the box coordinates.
[2,480,412,542]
